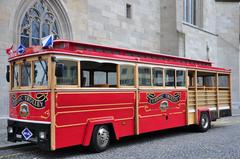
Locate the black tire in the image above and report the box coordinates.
[197,112,211,132]
[89,125,110,153]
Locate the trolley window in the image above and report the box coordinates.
[13,64,20,87]
[139,67,151,86]
[152,67,163,86]
[176,70,186,87]
[56,60,78,85]
[33,60,48,86]
[81,61,117,87]
[120,65,134,86]
[165,69,175,87]
[218,75,229,87]
[21,62,31,87]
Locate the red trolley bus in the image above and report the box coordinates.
[6,40,232,152]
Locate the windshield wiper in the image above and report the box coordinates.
[23,62,31,83]
[38,59,48,85]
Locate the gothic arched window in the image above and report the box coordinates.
[20,0,60,47]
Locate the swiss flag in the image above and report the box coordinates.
[6,45,13,55]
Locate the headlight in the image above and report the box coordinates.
[39,131,46,139]
[7,127,13,133]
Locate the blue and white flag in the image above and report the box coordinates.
[41,34,53,48]
[17,44,25,54]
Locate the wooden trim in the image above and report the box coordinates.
[195,70,198,124]
[216,73,219,118]
[162,69,165,87]
[49,56,56,151]
[30,61,34,88]
[10,63,13,90]
[135,64,139,135]
[56,85,79,88]
[78,61,81,87]
[229,73,232,112]
[117,64,120,88]
[150,67,153,87]
[175,69,177,88]
[186,70,189,125]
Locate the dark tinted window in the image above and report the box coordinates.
[120,65,134,86]
[165,69,175,87]
[56,60,78,85]
[139,67,151,86]
[153,68,163,86]
[177,70,186,87]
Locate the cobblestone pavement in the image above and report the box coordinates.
[0,116,240,159]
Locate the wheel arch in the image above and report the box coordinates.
[197,107,212,125]
[197,108,211,125]
[82,117,119,146]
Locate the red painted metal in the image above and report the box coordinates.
[138,90,187,133]
[7,40,230,150]
[8,40,230,73]
[9,91,51,122]
[55,91,135,149]
[197,107,211,124]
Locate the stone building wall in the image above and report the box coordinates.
[0,1,19,117]
[64,0,160,52]
[176,0,218,64]
[181,24,218,64]
[175,0,239,109]
[216,2,240,108]
[0,0,161,117]
[159,0,179,56]
[0,0,239,117]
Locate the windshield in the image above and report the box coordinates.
[34,60,48,86]
[21,62,31,86]
[11,58,49,89]
[13,64,20,87]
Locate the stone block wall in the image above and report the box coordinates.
[181,23,218,64]
[64,0,161,53]
[216,2,240,108]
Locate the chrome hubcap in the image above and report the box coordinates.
[201,114,209,129]
[97,127,109,148]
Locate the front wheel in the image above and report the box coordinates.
[198,112,211,132]
[89,125,110,152]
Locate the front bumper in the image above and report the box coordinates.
[7,119,51,151]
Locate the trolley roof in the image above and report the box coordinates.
[8,40,230,73]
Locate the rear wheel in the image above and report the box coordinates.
[198,112,211,132]
[89,125,110,152]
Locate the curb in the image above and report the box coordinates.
[232,114,240,117]
[0,143,33,150]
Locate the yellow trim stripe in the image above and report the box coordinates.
[55,117,134,128]
[56,107,134,115]
[57,102,134,109]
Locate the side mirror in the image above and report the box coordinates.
[55,63,64,77]
[6,65,10,82]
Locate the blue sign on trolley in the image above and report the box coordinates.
[17,44,25,54]
[22,128,33,140]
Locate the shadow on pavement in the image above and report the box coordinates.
[9,126,207,158]
[6,120,235,159]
